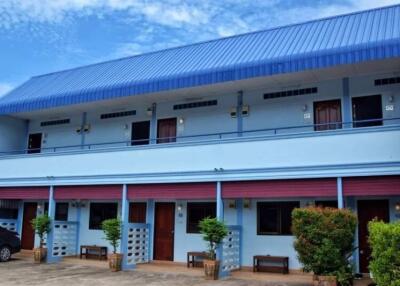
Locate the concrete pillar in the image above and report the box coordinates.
[342,78,352,128]
[237,91,243,136]
[121,184,134,270]
[337,177,344,209]
[150,103,157,144]
[146,199,155,260]
[46,186,60,263]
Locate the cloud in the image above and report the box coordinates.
[0,83,13,97]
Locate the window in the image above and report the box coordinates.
[44,202,69,221]
[315,200,338,208]
[187,202,216,233]
[352,95,382,127]
[257,201,299,235]
[129,202,147,223]
[173,100,218,110]
[0,208,18,219]
[89,203,118,230]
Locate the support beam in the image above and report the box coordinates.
[46,186,60,263]
[150,103,157,144]
[16,201,24,236]
[342,78,352,128]
[216,181,228,277]
[337,177,344,209]
[236,199,243,267]
[75,205,81,255]
[237,91,243,137]
[146,199,155,260]
[81,112,87,148]
[121,184,134,270]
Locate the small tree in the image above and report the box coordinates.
[199,217,228,260]
[292,207,357,286]
[31,215,51,248]
[101,218,122,254]
[368,220,400,286]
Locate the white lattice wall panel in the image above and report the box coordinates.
[52,222,78,257]
[0,220,17,232]
[126,224,150,265]
[222,226,241,271]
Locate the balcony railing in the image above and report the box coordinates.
[1,117,399,157]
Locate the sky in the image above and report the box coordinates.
[1,0,400,96]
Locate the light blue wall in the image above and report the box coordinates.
[0,115,27,152]
[77,200,122,253]
[21,71,400,151]
[172,200,236,262]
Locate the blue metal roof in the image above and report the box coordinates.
[1,4,400,114]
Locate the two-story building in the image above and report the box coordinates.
[0,4,399,275]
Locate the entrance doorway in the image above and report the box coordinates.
[131,121,150,145]
[153,202,175,261]
[21,203,37,250]
[313,99,342,131]
[352,95,383,127]
[157,118,177,143]
[27,133,42,154]
[357,199,389,273]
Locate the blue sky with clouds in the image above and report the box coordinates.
[1,0,399,96]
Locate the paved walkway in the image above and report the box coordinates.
[0,256,372,286]
[0,257,312,286]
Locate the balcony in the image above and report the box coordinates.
[0,118,399,185]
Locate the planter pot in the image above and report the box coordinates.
[313,275,337,286]
[109,253,123,272]
[33,248,47,264]
[203,259,220,280]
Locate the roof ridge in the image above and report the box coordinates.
[32,3,400,79]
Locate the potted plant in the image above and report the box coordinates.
[199,217,228,280]
[31,214,51,263]
[292,207,357,286]
[101,218,123,272]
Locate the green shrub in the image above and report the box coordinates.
[292,207,357,285]
[199,217,228,260]
[101,218,122,254]
[31,215,51,248]
[368,220,400,286]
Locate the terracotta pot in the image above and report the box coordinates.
[109,253,123,272]
[313,275,337,286]
[203,259,220,280]
[33,248,47,264]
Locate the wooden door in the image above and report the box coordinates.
[153,202,175,261]
[314,100,342,131]
[157,118,177,143]
[21,203,37,250]
[357,200,389,273]
[27,133,42,154]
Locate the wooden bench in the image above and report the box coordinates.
[253,255,289,274]
[187,251,208,268]
[80,245,108,260]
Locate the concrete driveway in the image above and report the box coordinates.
[0,258,313,286]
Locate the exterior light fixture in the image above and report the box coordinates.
[395,202,400,212]
[178,118,184,124]
[302,104,308,112]
[389,95,394,103]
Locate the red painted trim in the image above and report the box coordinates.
[343,176,400,196]
[128,183,215,199]
[54,185,122,200]
[222,179,337,198]
[0,187,49,199]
